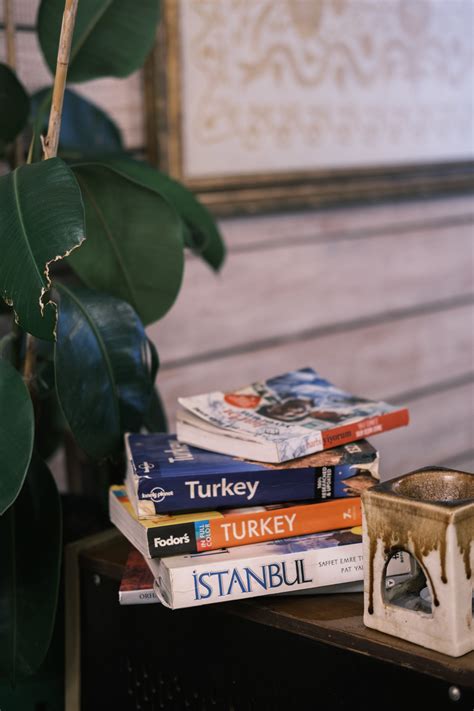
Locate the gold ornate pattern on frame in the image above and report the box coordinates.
[145,0,474,214]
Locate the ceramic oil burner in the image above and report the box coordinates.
[362,467,473,657]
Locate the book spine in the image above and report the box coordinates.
[321,409,410,450]
[155,542,365,609]
[154,542,412,609]
[118,588,159,605]
[138,456,377,515]
[201,498,362,551]
[145,498,361,557]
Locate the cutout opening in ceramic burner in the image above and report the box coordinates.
[382,549,433,616]
[389,470,474,503]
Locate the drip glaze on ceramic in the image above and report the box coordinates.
[363,468,473,617]
[456,514,473,581]
[365,502,447,614]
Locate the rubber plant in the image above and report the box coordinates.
[0,0,225,684]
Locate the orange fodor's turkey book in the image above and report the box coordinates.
[109,485,361,558]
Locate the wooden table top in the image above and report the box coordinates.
[78,530,474,688]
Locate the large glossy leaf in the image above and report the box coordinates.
[0,455,62,683]
[0,359,34,515]
[68,163,184,325]
[36,390,67,460]
[55,284,157,459]
[102,158,226,271]
[33,338,55,398]
[0,159,85,340]
[0,333,16,362]
[37,0,160,83]
[31,87,124,159]
[0,64,30,147]
[143,386,168,433]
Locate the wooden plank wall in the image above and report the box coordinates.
[149,197,474,479]
[1,2,473,480]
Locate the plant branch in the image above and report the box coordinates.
[4,0,16,68]
[42,0,79,160]
[4,0,33,385]
[24,0,79,386]
[4,0,23,167]
[22,334,36,385]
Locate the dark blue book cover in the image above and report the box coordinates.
[126,434,379,517]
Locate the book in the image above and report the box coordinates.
[148,527,410,609]
[118,547,367,605]
[125,433,379,517]
[119,549,159,605]
[109,485,362,558]
[177,367,409,463]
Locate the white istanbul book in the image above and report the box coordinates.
[147,526,410,609]
[118,547,382,605]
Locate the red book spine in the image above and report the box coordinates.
[322,408,410,449]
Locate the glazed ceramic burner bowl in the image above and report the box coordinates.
[362,467,474,657]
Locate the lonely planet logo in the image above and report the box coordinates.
[144,487,174,503]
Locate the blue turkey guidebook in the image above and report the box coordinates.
[125,433,379,518]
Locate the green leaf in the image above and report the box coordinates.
[0,333,16,362]
[0,64,30,145]
[33,338,56,398]
[55,284,157,459]
[0,159,85,340]
[31,87,124,159]
[100,158,226,270]
[68,163,184,325]
[143,385,168,433]
[35,390,66,460]
[0,454,62,683]
[148,338,160,385]
[27,87,53,164]
[0,359,34,515]
[37,0,160,83]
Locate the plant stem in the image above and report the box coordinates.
[4,0,23,167]
[4,0,33,385]
[22,334,36,385]
[23,0,79,386]
[42,0,79,160]
[4,0,16,70]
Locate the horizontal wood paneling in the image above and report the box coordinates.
[156,304,474,425]
[150,220,474,364]
[0,0,38,27]
[219,195,474,250]
[438,449,474,473]
[375,381,474,479]
[155,192,474,477]
[0,30,50,88]
[0,29,145,149]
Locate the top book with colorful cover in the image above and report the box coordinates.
[176,367,409,463]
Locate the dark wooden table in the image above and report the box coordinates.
[69,530,473,711]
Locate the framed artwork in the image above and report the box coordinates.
[145,0,474,214]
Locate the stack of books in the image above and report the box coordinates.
[110,367,410,609]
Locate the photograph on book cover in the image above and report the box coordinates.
[145,0,474,214]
